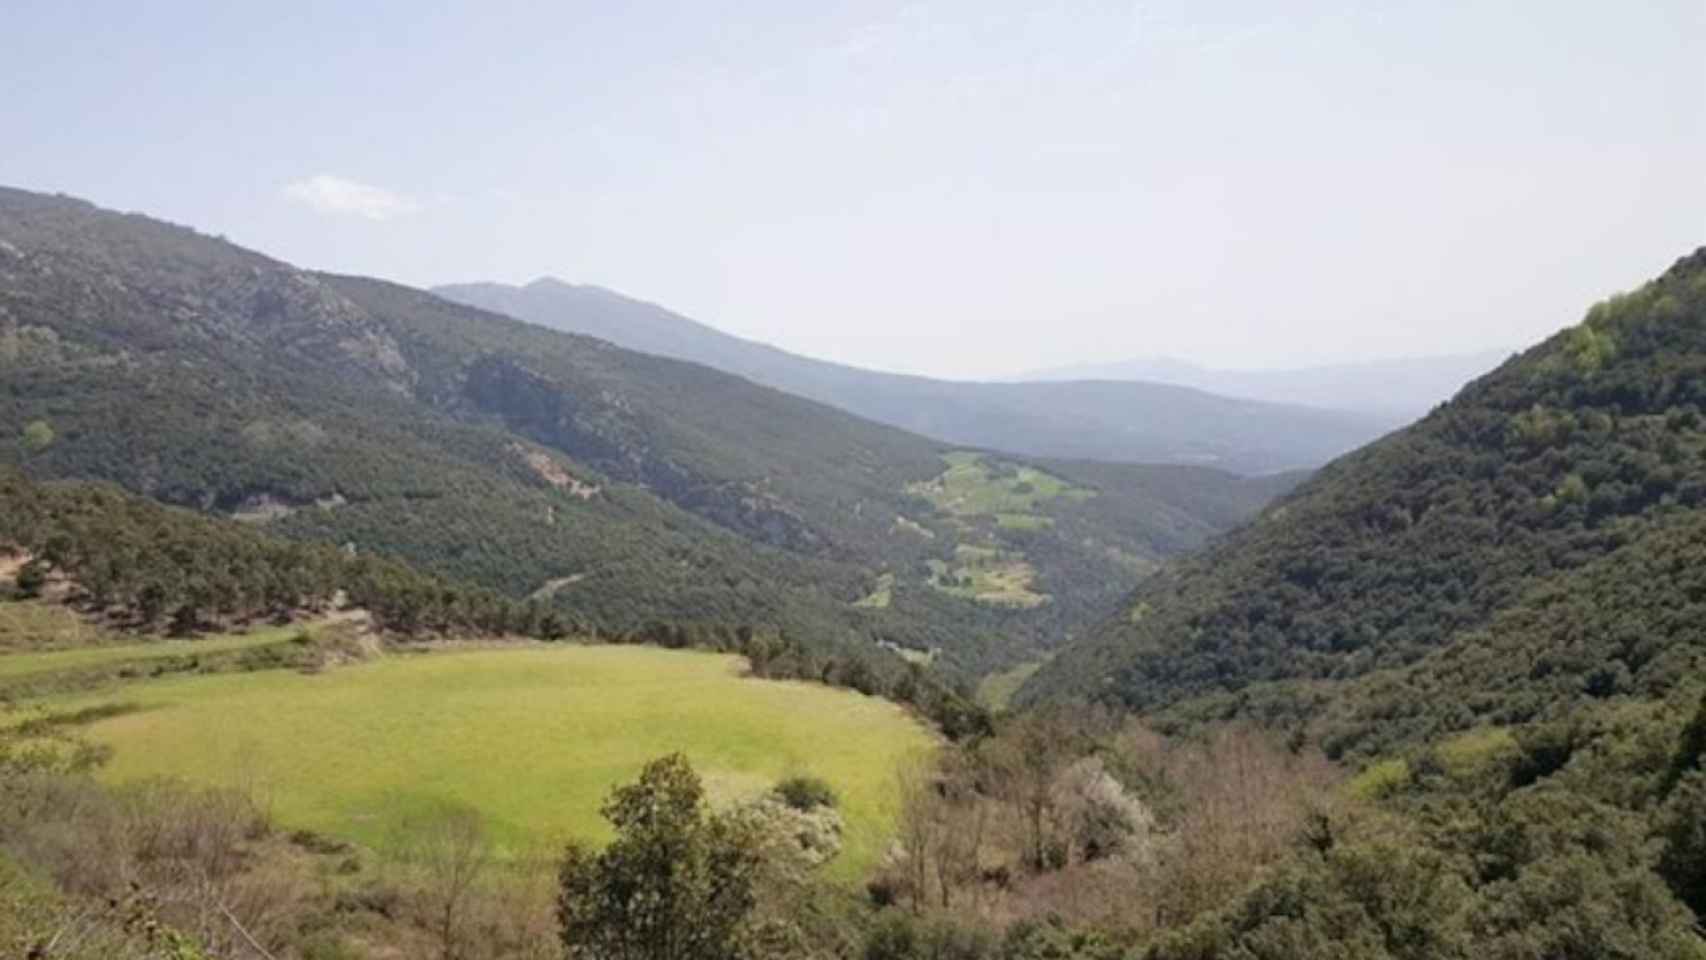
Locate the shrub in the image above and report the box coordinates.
[775,775,838,812]
[1347,758,1410,802]
[13,559,48,598]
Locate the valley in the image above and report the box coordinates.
[0,187,1292,689]
[4,6,1700,957]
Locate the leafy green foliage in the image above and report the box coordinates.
[19,419,53,452]
[0,468,541,639]
[556,754,762,960]
[774,775,839,812]
[1017,248,1706,957]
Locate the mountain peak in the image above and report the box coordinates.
[525,276,575,291]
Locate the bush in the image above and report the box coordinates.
[775,775,838,812]
[14,559,47,598]
[864,912,995,960]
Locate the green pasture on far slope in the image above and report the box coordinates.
[46,644,934,881]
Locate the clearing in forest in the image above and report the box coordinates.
[25,644,932,882]
[926,546,1048,608]
[907,451,1093,521]
[906,452,1088,607]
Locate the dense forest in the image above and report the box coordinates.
[0,467,991,736]
[980,247,1706,956]
[0,186,1287,684]
[1027,247,1706,724]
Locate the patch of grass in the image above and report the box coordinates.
[906,454,1085,607]
[853,573,894,609]
[0,623,305,680]
[908,453,1092,520]
[0,601,121,654]
[976,660,1046,711]
[44,645,934,883]
[995,513,1053,530]
[928,546,1048,608]
[11,700,144,736]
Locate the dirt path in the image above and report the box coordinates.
[528,573,587,602]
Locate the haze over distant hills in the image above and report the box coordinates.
[436,279,1397,474]
[1015,349,1513,420]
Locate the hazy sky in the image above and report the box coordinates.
[5,1,1702,379]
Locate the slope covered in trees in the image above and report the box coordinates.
[436,278,1393,474]
[0,186,1283,682]
[990,247,1706,957]
[1026,247,1706,734]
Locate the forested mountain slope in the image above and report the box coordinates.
[0,186,1285,680]
[1024,247,1706,744]
[1001,247,1706,959]
[436,278,1393,474]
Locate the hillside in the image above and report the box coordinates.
[1024,247,1706,747]
[0,186,1285,681]
[436,279,1393,474]
[1000,248,1706,958]
[1016,348,1512,420]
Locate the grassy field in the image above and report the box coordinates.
[927,547,1048,608]
[37,644,934,882]
[909,451,1093,519]
[0,600,122,653]
[907,453,1088,607]
[0,623,303,679]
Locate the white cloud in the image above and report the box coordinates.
[284,174,421,221]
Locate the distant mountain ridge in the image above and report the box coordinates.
[1016,349,1513,419]
[435,279,1398,474]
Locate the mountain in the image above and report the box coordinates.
[1022,247,1706,750]
[1016,349,1514,420]
[435,279,1395,474]
[1016,249,1706,958]
[0,186,1290,682]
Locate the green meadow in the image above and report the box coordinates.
[910,451,1093,519]
[33,644,934,881]
[0,623,302,679]
[907,452,1091,607]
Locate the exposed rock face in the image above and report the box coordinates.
[509,443,599,499]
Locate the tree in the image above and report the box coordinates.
[988,706,1093,872]
[894,754,942,913]
[20,419,54,453]
[1658,771,1706,920]
[14,558,48,598]
[557,754,761,960]
[396,803,493,960]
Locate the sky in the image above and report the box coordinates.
[3,1,1702,380]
